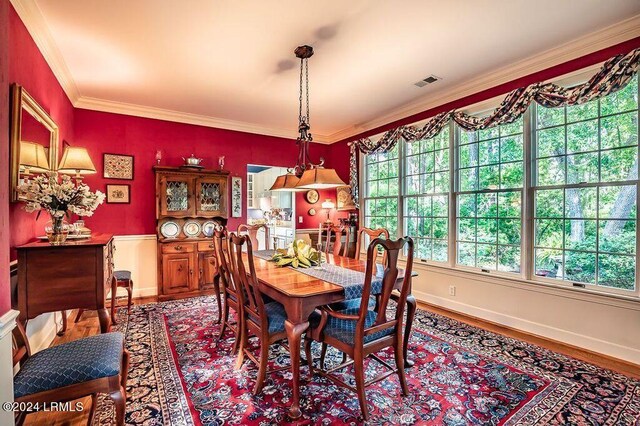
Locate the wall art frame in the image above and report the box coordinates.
[103,153,134,180]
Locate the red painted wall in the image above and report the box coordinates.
[8,4,75,260]
[0,0,11,315]
[74,109,335,235]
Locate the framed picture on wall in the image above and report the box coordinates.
[103,153,134,180]
[336,185,356,210]
[106,184,131,204]
[231,176,242,217]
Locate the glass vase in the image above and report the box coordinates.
[45,214,70,245]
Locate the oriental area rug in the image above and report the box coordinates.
[93,296,640,425]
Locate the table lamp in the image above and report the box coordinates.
[321,199,335,224]
[58,146,96,183]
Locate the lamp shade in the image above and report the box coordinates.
[58,147,96,175]
[19,141,49,172]
[269,173,303,191]
[321,199,335,209]
[295,167,346,189]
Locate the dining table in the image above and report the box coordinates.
[247,250,417,420]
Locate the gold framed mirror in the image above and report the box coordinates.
[10,83,60,202]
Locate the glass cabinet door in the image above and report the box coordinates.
[196,177,227,217]
[160,176,194,216]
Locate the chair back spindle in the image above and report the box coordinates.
[358,237,414,341]
[238,224,271,250]
[324,224,350,258]
[227,233,267,328]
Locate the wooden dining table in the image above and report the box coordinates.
[248,252,416,420]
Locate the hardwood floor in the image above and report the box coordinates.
[21,296,639,425]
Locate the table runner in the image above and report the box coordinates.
[254,250,381,299]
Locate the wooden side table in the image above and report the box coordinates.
[17,233,114,334]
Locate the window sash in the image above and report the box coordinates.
[359,77,639,298]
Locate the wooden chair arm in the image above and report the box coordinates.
[320,306,359,321]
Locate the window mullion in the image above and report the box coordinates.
[449,121,457,267]
[523,106,534,281]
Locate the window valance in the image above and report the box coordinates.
[348,47,640,206]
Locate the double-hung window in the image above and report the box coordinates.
[533,75,638,293]
[404,127,450,262]
[360,73,638,298]
[363,144,400,238]
[456,118,524,273]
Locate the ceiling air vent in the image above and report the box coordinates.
[414,75,440,87]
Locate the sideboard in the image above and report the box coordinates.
[154,166,228,300]
[16,233,114,333]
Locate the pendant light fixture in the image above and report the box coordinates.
[270,45,346,191]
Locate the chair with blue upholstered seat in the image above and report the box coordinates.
[12,322,129,425]
[226,232,290,395]
[305,236,414,421]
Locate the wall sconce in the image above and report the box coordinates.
[19,141,50,180]
[321,199,335,224]
[58,146,96,184]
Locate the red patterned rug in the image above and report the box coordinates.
[94,296,640,425]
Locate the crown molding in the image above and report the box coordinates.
[10,0,80,103]
[327,14,640,143]
[75,96,333,143]
[11,0,638,145]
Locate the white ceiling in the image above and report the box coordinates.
[16,0,640,142]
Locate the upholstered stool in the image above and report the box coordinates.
[75,270,133,325]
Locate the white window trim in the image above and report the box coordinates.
[358,76,640,301]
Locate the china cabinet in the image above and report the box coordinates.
[154,166,228,300]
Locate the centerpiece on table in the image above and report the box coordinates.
[272,239,323,268]
[19,172,105,245]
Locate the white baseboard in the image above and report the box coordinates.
[413,290,640,365]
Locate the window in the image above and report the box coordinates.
[456,118,524,273]
[360,73,639,297]
[404,127,450,261]
[533,75,638,292]
[363,144,399,237]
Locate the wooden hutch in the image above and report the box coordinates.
[154,166,228,300]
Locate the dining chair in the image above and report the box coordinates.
[12,321,129,425]
[323,224,350,258]
[213,228,242,354]
[305,236,414,421]
[226,233,290,394]
[237,223,271,250]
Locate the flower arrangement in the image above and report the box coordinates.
[272,239,323,268]
[19,172,105,219]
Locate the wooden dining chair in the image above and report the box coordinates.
[12,322,129,425]
[305,236,414,421]
[226,233,290,394]
[213,228,242,353]
[355,227,390,263]
[237,223,271,250]
[323,224,350,258]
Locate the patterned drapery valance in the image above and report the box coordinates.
[348,47,640,207]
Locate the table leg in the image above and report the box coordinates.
[404,295,416,367]
[97,308,111,333]
[285,319,309,420]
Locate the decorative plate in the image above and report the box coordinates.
[160,221,180,239]
[308,208,316,216]
[183,220,201,238]
[306,189,319,204]
[202,220,216,237]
